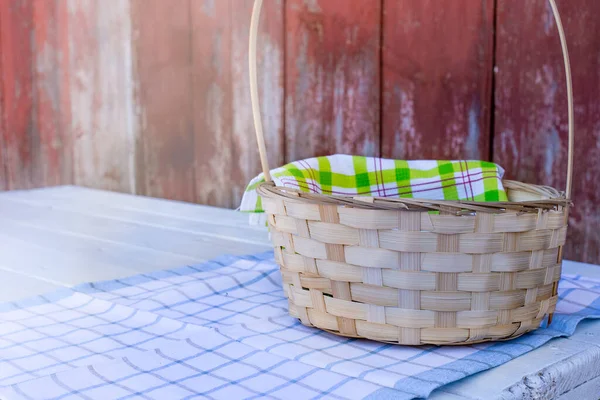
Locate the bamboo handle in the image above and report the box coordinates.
[249,0,271,182]
[249,0,574,195]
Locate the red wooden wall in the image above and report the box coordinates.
[0,0,598,264]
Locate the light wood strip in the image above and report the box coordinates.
[355,320,397,342]
[489,290,526,310]
[350,283,398,307]
[457,273,501,292]
[421,253,472,272]
[425,214,476,233]
[421,328,469,344]
[459,233,504,253]
[307,309,338,330]
[316,260,362,282]
[367,304,386,324]
[285,202,321,221]
[379,231,438,252]
[308,221,360,245]
[273,215,297,234]
[456,310,498,328]
[493,212,536,233]
[324,296,367,320]
[421,291,471,312]
[381,270,437,290]
[338,208,399,229]
[385,308,435,328]
[292,236,327,259]
[345,246,400,269]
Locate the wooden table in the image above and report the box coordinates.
[1,186,599,400]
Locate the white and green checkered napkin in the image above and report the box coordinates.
[240,154,508,213]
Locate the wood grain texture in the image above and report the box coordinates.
[381,0,495,160]
[285,0,381,161]
[131,0,195,202]
[191,0,233,207]
[192,0,284,208]
[31,0,72,187]
[0,0,35,189]
[494,0,600,263]
[68,0,136,193]
[0,0,73,190]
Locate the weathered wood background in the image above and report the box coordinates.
[0,0,598,264]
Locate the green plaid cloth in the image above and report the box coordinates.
[240,155,508,213]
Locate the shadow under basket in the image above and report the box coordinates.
[248,0,575,345]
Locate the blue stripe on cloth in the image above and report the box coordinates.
[386,311,600,398]
[0,288,76,313]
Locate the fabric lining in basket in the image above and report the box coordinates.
[240,155,509,214]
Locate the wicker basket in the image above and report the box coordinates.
[248,0,574,345]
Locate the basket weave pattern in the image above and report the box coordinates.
[262,185,567,345]
[248,0,574,344]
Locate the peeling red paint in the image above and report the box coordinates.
[191,0,233,207]
[381,0,494,160]
[69,0,136,194]
[494,0,600,263]
[192,0,284,208]
[285,0,381,161]
[0,0,72,190]
[0,0,35,189]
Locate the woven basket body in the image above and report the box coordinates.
[248,0,574,345]
[258,181,567,345]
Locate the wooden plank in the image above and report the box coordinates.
[190,0,233,207]
[285,0,381,161]
[0,233,140,286]
[230,0,284,207]
[6,185,267,232]
[493,0,600,264]
[31,0,72,187]
[0,197,270,260]
[0,216,198,274]
[68,0,136,193]
[131,0,195,202]
[0,0,73,190]
[0,268,61,302]
[0,0,35,189]
[191,0,284,208]
[436,337,590,398]
[3,189,270,246]
[381,0,495,160]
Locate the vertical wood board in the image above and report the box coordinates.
[68,0,137,193]
[192,0,284,208]
[285,0,381,161]
[132,0,195,202]
[381,0,495,160]
[31,0,72,187]
[0,0,35,189]
[494,0,600,263]
[191,0,233,207]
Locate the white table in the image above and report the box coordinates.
[0,186,599,400]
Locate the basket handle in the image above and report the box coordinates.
[249,0,574,197]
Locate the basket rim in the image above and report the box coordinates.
[257,179,570,214]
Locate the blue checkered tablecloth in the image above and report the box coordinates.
[1,252,599,400]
